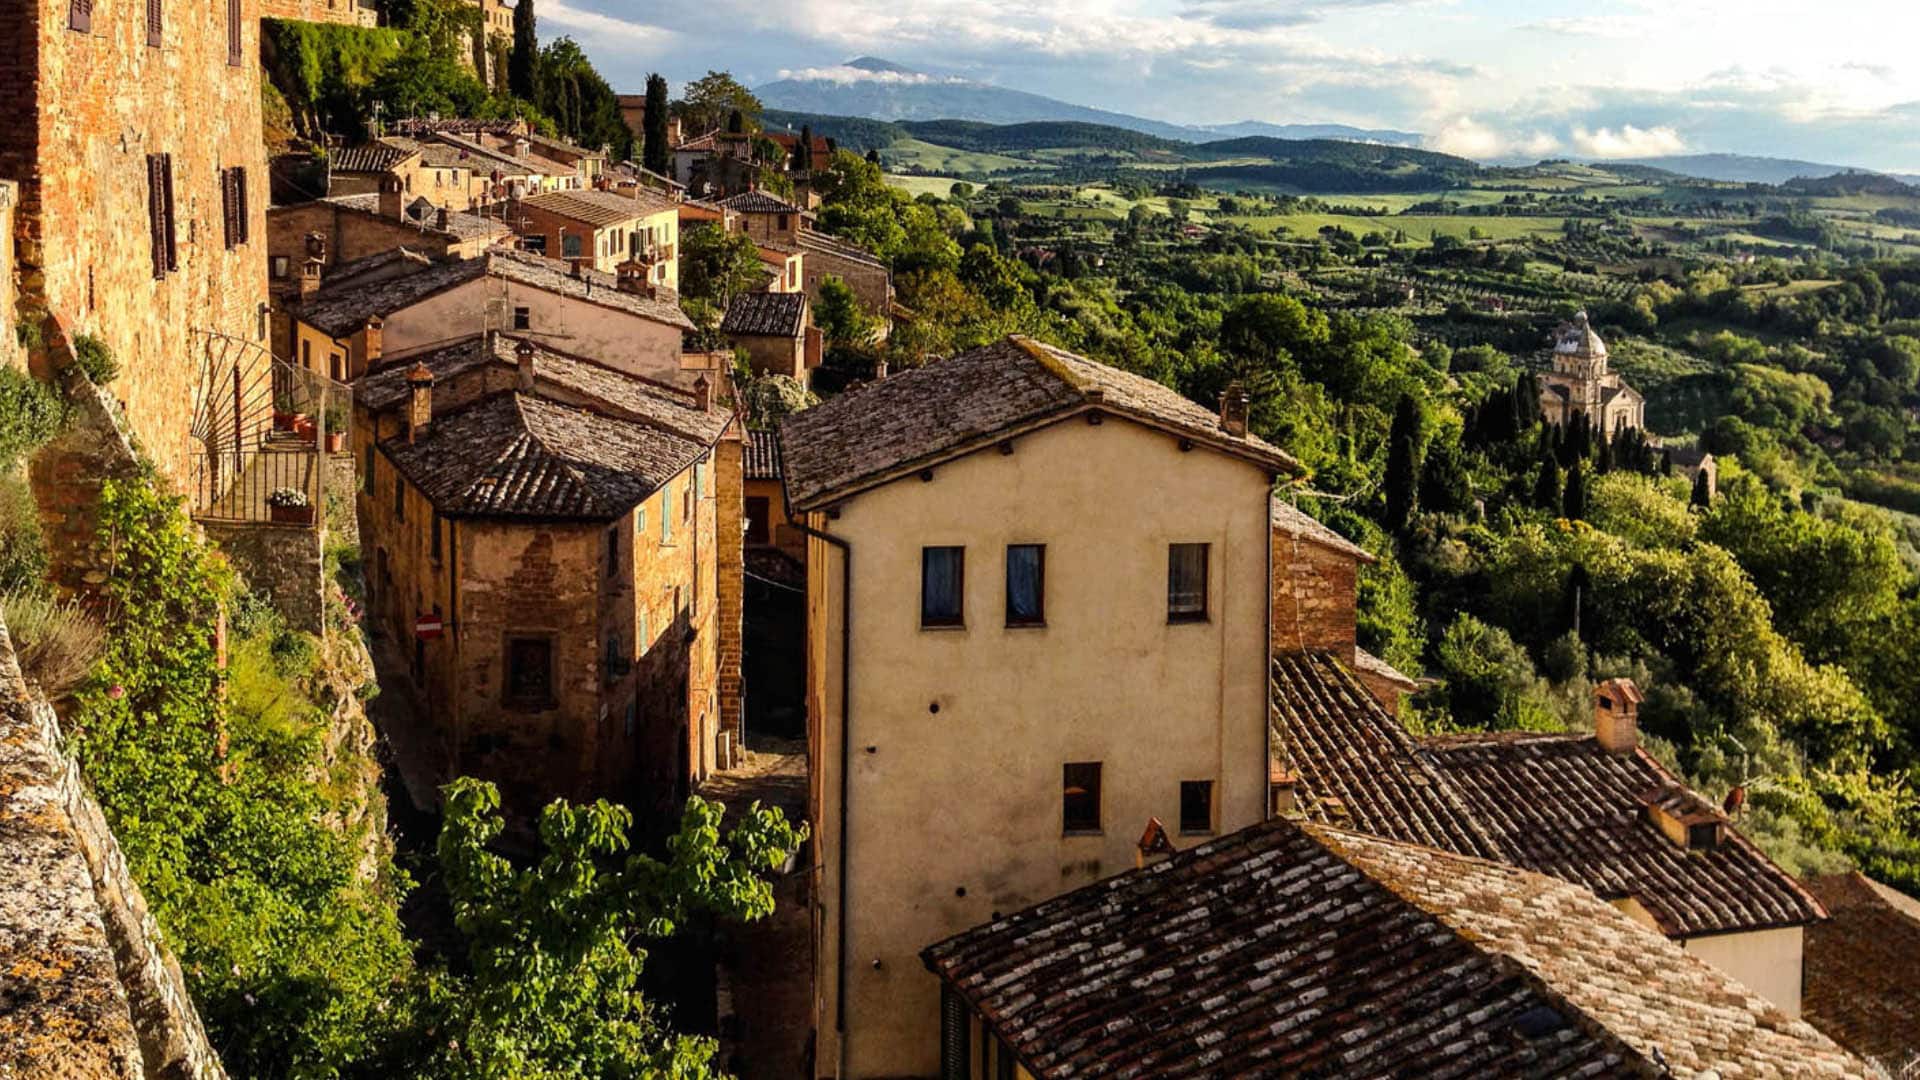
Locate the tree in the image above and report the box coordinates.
[1563,459,1589,521]
[677,71,760,137]
[426,778,805,1078]
[1534,456,1563,511]
[509,0,538,101]
[1691,468,1713,509]
[1384,394,1421,531]
[795,124,815,172]
[678,224,763,307]
[641,74,670,175]
[815,276,877,347]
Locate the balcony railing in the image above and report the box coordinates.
[188,330,350,526]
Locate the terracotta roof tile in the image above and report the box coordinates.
[1422,732,1827,937]
[744,428,783,481]
[722,291,807,337]
[779,336,1299,509]
[332,141,419,173]
[1802,872,1920,1069]
[924,817,1867,1079]
[718,190,804,215]
[519,187,676,226]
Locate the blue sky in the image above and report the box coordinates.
[537,0,1920,171]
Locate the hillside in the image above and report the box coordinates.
[1199,120,1424,147]
[1615,153,1881,185]
[1186,137,1482,192]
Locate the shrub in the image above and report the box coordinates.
[0,366,64,466]
[69,334,119,385]
[0,473,48,592]
[0,590,105,699]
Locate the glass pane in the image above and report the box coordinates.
[922,547,963,625]
[1006,545,1043,624]
[1063,762,1101,832]
[1168,543,1208,618]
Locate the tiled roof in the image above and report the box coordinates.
[796,229,887,271]
[1667,445,1713,467]
[381,136,478,170]
[722,291,807,337]
[780,336,1300,510]
[1351,645,1418,689]
[320,193,510,241]
[924,816,1866,1080]
[423,132,538,177]
[1803,872,1920,1069]
[297,247,692,338]
[519,187,676,227]
[1270,652,1499,858]
[744,428,783,481]
[718,190,803,215]
[1269,497,1373,562]
[1422,731,1827,937]
[322,246,435,290]
[332,141,419,173]
[382,392,709,520]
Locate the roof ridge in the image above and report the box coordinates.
[1009,334,1096,395]
[509,395,612,516]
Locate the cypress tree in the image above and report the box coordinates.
[796,124,814,171]
[1660,448,1674,477]
[641,73,670,175]
[727,109,745,134]
[1563,563,1591,639]
[1691,468,1713,508]
[1563,460,1589,520]
[1384,395,1421,531]
[1596,428,1614,473]
[1514,371,1542,431]
[1534,456,1562,511]
[509,0,539,102]
[865,148,881,165]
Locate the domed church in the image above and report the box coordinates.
[1538,311,1644,433]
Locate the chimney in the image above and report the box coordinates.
[405,363,434,444]
[299,258,324,298]
[358,315,384,372]
[514,137,530,158]
[1594,677,1644,755]
[516,338,536,391]
[693,373,711,413]
[1269,765,1299,817]
[667,116,683,146]
[873,355,889,380]
[378,172,406,220]
[1134,818,1176,870]
[436,205,450,230]
[616,260,653,296]
[1219,382,1250,437]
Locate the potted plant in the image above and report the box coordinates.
[322,402,350,453]
[294,413,317,443]
[266,487,314,525]
[272,389,299,431]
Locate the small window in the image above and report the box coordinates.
[921,546,964,628]
[1005,544,1045,627]
[1063,762,1102,834]
[146,153,177,278]
[227,0,242,65]
[682,482,691,522]
[393,474,405,522]
[1688,822,1722,850]
[661,483,673,543]
[745,496,770,545]
[505,636,554,706]
[777,213,790,230]
[562,234,583,259]
[1167,543,1209,623]
[271,255,290,279]
[1180,780,1214,835]
[606,524,620,577]
[636,505,648,535]
[512,306,531,330]
[522,235,546,256]
[301,339,312,368]
[146,0,161,46]
[69,0,91,32]
[624,698,637,738]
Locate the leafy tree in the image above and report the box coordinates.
[509,0,538,101]
[815,276,877,348]
[1431,613,1557,730]
[676,71,760,137]
[1383,394,1420,531]
[794,124,815,172]
[742,374,819,428]
[1691,468,1712,509]
[420,778,806,1078]
[641,73,670,175]
[678,224,763,307]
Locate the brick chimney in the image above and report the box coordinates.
[616,260,654,297]
[1219,382,1250,438]
[436,205,450,231]
[873,355,889,380]
[1594,677,1644,755]
[353,315,384,376]
[378,172,406,220]
[516,338,536,391]
[693,373,710,413]
[405,363,434,444]
[299,257,324,298]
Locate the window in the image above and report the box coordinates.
[1005,544,1045,627]
[635,505,647,535]
[562,234,583,259]
[146,0,161,46]
[505,637,554,706]
[393,474,405,522]
[146,154,177,279]
[660,483,673,543]
[227,0,242,65]
[69,0,91,32]
[512,305,531,330]
[921,546,964,628]
[745,496,770,545]
[624,699,637,738]
[430,513,442,563]
[606,524,620,577]
[1063,762,1102,834]
[220,167,249,249]
[777,213,790,231]
[271,255,290,279]
[1180,780,1214,835]
[301,339,312,369]
[1167,543,1209,623]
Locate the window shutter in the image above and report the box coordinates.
[161,154,178,272]
[234,167,250,245]
[69,0,91,32]
[146,155,168,279]
[227,0,242,65]
[146,0,161,46]
[221,169,237,250]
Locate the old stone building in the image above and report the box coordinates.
[1538,311,1644,433]
[720,189,805,245]
[513,187,679,286]
[1269,498,1416,711]
[723,291,817,384]
[781,336,1302,1077]
[328,141,484,212]
[352,333,739,822]
[2,0,271,489]
[259,0,377,26]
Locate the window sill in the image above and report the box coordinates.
[1062,829,1103,838]
[1166,614,1210,625]
[920,622,966,632]
[1005,620,1046,630]
[1179,830,1216,838]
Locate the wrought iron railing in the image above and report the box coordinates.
[188,330,350,526]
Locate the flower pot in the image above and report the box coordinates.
[324,432,346,453]
[270,504,314,525]
[295,418,317,444]
[273,410,297,432]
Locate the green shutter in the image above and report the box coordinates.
[661,484,672,542]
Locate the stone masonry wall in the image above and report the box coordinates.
[28,365,144,604]
[200,519,325,635]
[1271,529,1359,658]
[714,430,745,751]
[0,181,19,374]
[0,615,227,1079]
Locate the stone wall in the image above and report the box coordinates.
[200,519,325,635]
[0,181,19,373]
[28,364,143,604]
[714,430,745,751]
[260,0,378,27]
[0,615,227,1079]
[1271,530,1360,658]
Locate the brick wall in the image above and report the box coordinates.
[714,429,744,749]
[1271,529,1360,658]
[260,0,377,27]
[13,0,270,490]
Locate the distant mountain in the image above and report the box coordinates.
[1198,120,1424,148]
[756,59,1428,149]
[1613,153,1887,186]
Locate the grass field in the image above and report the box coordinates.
[882,138,1046,176]
[885,173,971,198]
[1222,211,1567,244]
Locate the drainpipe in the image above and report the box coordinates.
[787,510,851,1073]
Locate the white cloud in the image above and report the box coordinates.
[1569,124,1686,158]
[776,65,967,86]
[541,0,674,42]
[1425,118,1560,161]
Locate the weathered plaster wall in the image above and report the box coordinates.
[1684,925,1805,1019]
[380,276,686,385]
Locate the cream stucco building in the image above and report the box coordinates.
[1539,311,1644,434]
[779,337,1301,1078]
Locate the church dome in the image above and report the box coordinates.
[1554,311,1607,360]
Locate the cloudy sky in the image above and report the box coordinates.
[537,0,1920,171]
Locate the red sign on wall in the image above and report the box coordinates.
[415,613,445,640]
